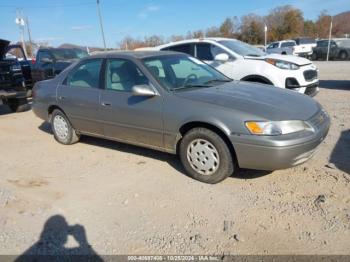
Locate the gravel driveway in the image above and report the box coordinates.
[0,61,349,256]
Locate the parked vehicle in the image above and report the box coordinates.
[31,48,88,83]
[0,39,28,112]
[32,51,330,184]
[140,38,319,96]
[312,39,350,60]
[254,45,266,52]
[293,37,317,58]
[266,40,296,55]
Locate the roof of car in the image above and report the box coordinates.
[141,37,238,50]
[88,50,182,59]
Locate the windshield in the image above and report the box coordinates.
[219,40,265,57]
[51,49,88,60]
[143,55,231,91]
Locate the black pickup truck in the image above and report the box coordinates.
[31,48,88,83]
[312,39,350,60]
[0,39,29,112]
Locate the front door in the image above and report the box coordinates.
[57,58,103,135]
[100,58,163,148]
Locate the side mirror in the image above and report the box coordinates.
[214,53,229,62]
[132,85,157,97]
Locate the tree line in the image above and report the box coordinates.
[118,5,347,50]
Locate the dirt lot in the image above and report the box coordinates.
[0,61,349,256]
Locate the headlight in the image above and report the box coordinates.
[265,59,299,70]
[245,120,313,136]
[10,64,22,71]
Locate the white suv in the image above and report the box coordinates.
[141,38,319,96]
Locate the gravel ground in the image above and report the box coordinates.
[0,61,349,256]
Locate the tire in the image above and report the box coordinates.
[51,109,80,145]
[7,98,28,113]
[339,51,348,60]
[179,127,235,184]
[311,53,318,61]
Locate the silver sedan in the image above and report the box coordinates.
[32,51,330,184]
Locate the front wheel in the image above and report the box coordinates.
[51,109,80,145]
[179,128,235,184]
[311,53,318,61]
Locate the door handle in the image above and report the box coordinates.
[101,102,111,106]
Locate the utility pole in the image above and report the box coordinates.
[264,24,267,50]
[25,17,33,58]
[326,16,333,62]
[15,9,28,58]
[96,0,107,50]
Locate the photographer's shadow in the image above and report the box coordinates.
[15,215,103,261]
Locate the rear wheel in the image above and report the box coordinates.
[7,98,28,112]
[51,109,80,145]
[179,128,235,184]
[311,52,318,61]
[339,51,348,60]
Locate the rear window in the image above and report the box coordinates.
[162,44,193,56]
[295,38,316,45]
[281,42,295,48]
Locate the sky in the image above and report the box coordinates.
[0,0,349,48]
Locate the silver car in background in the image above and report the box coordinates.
[32,51,330,184]
[266,40,297,55]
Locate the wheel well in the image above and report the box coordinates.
[241,75,273,85]
[48,105,64,120]
[339,50,348,57]
[281,51,287,55]
[178,122,238,165]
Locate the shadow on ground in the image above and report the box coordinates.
[330,130,350,174]
[319,80,350,91]
[0,103,31,116]
[38,122,270,180]
[14,215,103,261]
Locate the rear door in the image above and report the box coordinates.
[57,58,103,135]
[99,58,163,148]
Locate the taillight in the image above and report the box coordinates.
[31,58,36,64]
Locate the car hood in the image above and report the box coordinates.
[245,53,312,66]
[0,39,10,59]
[175,81,320,121]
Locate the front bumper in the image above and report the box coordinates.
[230,111,330,171]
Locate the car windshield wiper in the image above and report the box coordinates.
[203,79,232,85]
